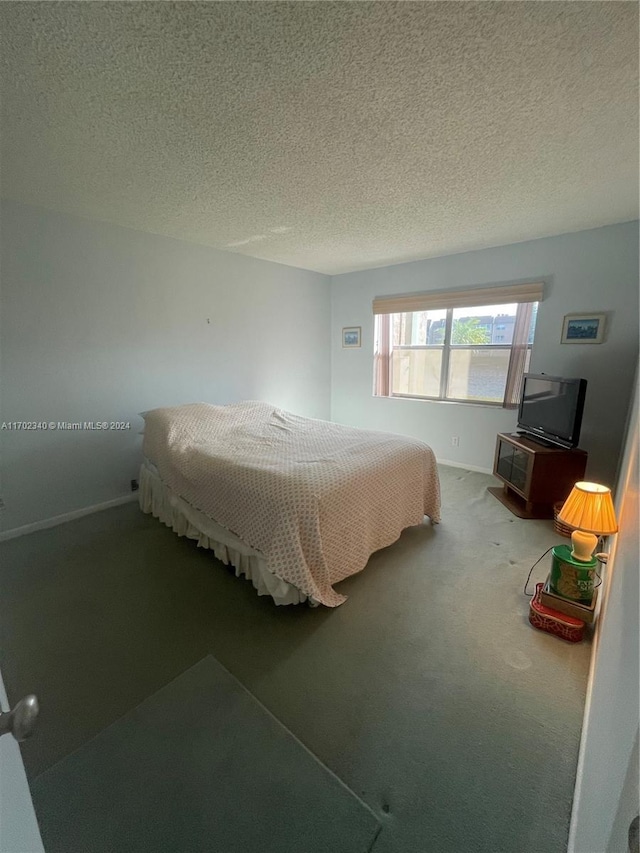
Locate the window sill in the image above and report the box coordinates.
[373,394,516,410]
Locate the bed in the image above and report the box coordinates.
[139,401,441,607]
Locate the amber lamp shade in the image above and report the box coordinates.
[557,482,618,562]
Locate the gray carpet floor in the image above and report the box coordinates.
[0,465,592,853]
[31,655,380,853]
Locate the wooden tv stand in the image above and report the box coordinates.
[488,432,587,519]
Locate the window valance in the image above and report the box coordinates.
[372,281,544,315]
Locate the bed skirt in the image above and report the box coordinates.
[138,461,315,606]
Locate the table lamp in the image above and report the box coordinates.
[548,481,618,602]
[557,481,618,562]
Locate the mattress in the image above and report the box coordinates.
[140,401,441,607]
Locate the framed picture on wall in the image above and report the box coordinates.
[561,313,606,344]
[342,327,361,348]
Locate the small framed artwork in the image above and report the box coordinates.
[561,313,606,344]
[342,326,361,348]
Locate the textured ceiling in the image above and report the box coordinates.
[1,2,638,274]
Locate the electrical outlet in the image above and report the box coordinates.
[451,435,460,447]
[130,479,139,492]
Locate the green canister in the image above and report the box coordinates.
[549,544,597,602]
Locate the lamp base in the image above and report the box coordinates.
[550,545,597,602]
[570,530,598,562]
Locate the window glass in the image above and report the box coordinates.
[392,348,442,397]
[447,348,512,403]
[393,310,446,346]
[451,304,517,346]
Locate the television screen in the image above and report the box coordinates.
[518,375,587,448]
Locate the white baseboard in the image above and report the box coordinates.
[437,458,492,475]
[0,494,138,542]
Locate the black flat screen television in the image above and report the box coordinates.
[517,374,587,449]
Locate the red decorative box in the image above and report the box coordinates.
[529,583,585,643]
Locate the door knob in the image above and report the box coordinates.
[0,695,39,741]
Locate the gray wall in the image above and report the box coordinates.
[607,732,638,853]
[569,371,639,853]
[331,222,639,485]
[2,205,637,532]
[0,201,331,532]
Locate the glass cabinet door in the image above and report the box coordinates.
[496,440,514,482]
[509,448,529,491]
[495,437,531,495]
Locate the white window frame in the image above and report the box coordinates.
[373,282,543,409]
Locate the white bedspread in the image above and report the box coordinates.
[141,402,441,606]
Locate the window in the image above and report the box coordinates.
[373,283,542,408]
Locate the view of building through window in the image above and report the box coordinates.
[386,302,538,404]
